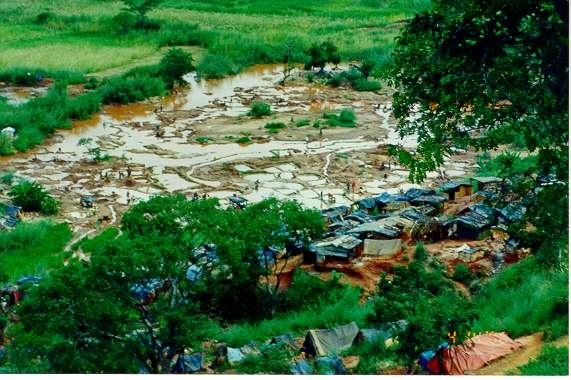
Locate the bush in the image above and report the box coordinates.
[196,54,238,79]
[353,78,382,92]
[8,181,59,215]
[0,171,14,185]
[159,48,194,88]
[295,119,310,127]
[34,11,55,25]
[236,344,295,374]
[452,263,473,284]
[65,92,101,120]
[0,134,14,156]
[516,345,569,375]
[414,241,427,261]
[323,108,356,127]
[326,73,345,87]
[236,136,252,144]
[264,122,286,131]
[0,68,47,86]
[248,101,272,117]
[112,11,136,34]
[98,75,165,104]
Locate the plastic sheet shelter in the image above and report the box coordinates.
[423,332,523,375]
[303,321,360,357]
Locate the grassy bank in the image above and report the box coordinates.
[472,257,568,340]
[0,220,72,281]
[0,0,428,76]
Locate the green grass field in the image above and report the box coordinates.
[0,220,72,281]
[0,0,428,75]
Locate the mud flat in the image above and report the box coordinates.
[0,64,479,235]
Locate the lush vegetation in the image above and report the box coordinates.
[516,345,569,376]
[3,196,325,373]
[0,0,426,75]
[0,221,71,281]
[323,108,357,128]
[8,181,59,215]
[385,0,568,266]
[472,256,568,341]
[248,101,271,117]
[368,245,475,367]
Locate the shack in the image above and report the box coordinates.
[449,203,496,239]
[440,180,473,200]
[315,235,362,263]
[471,176,502,192]
[348,220,401,239]
[321,205,350,224]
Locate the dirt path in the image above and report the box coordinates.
[469,333,569,375]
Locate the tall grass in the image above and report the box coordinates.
[218,284,371,346]
[0,221,72,281]
[472,257,568,340]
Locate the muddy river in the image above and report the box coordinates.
[0,64,478,237]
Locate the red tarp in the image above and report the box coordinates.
[440,332,523,374]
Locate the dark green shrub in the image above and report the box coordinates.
[452,263,473,284]
[159,48,194,87]
[236,136,252,144]
[264,122,286,130]
[8,181,59,215]
[196,54,237,79]
[326,73,345,87]
[98,75,165,104]
[0,68,46,86]
[0,134,14,156]
[304,41,340,71]
[84,77,99,90]
[295,119,310,127]
[65,93,101,120]
[248,101,271,117]
[353,78,381,92]
[236,344,295,374]
[279,269,344,312]
[414,241,427,261]
[0,171,14,185]
[112,11,136,34]
[34,11,55,25]
[324,108,356,127]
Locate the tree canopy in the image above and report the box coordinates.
[385,0,568,263]
[5,196,324,373]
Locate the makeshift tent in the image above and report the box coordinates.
[269,333,297,350]
[303,321,360,357]
[316,356,347,375]
[173,353,204,373]
[291,360,314,375]
[421,332,523,375]
[363,239,403,258]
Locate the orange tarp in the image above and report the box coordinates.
[442,332,523,375]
